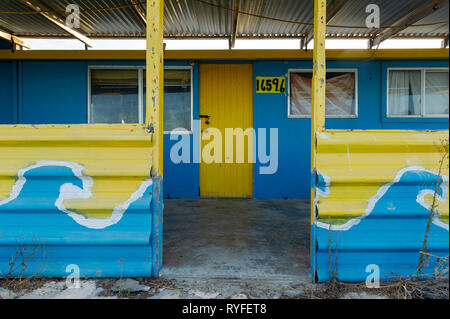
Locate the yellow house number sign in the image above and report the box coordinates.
[256,77,286,93]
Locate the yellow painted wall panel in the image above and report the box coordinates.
[0,124,152,221]
[315,130,449,225]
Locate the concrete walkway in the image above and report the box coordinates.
[161,198,311,282]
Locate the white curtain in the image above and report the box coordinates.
[388,70,421,116]
[425,71,449,115]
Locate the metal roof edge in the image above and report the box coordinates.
[0,48,448,60]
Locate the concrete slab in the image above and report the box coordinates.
[162,198,311,282]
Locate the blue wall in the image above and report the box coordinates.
[0,58,447,199]
[0,39,12,50]
[253,60,385,198]
[20,61,88,124]
[0,61,15,124]
[84,60,199,199]
[163,61,199,199]
[253,59,449,199]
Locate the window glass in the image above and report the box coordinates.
[90,69,139,123]
[424,71,449,116]
[144,69,192,131]
[289,71,356,117]
[388,70,421,116]
[387,69,449,117]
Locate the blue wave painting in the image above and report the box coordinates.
[315,166,449,282]
[0,162,155,277]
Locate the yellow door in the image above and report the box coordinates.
[199,64,253,197]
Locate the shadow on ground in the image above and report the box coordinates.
[162,198,311,281]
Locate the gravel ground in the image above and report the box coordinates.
[0,276,447,299]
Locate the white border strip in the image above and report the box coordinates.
[315,166,449,231]
[0,161,153,229]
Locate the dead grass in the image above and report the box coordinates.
[0,237,47,292]
[300,278,449,299]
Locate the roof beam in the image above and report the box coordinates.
[302,0,348,50]
[442,38,449,48]
[370,0,447,48]
[0,29,31,49]
[0,49,448,61]
[129,0,147,25]
[229,0,241,49]
[326,0,348,25]
[19,0,93,47]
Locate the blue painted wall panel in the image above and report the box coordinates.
[164,134,199,198]
[0,126,162,277]
[0,62,15,124]
[163,61,199,198]
[313,138,449,282]
[20,61,87,124]
[2,59,448,198]
[253,59,449,199]
[0,39,12,50]
[86,60,200,199]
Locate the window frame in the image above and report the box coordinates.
[162,65,194,135]
[87,65,144,124]
[287,68,359,119]
[386,67,449,118]
[87,65,194,134]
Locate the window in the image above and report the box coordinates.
[288,70,357,118]
[387,68,449,117]
[144,68,192,132]
[89,66,193,132]
[89,68,141,124]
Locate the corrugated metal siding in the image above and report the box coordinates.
[312,130,449,282]
[0,124,162,277]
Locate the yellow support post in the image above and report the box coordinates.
[311,0,326,224]
[146,0,164,177]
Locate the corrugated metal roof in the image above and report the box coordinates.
[0,0,448,39]
[238,0,314,37]
[399,1,449,37]
[38,0,146,36]
[0,1,65,35]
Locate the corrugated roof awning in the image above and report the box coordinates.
[0,0,448,48]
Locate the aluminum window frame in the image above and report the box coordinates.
[287,68,359,119]
[87,65,194,134]
[87,65,144,124]
[386,67,449,118]
[162,65,194,135]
